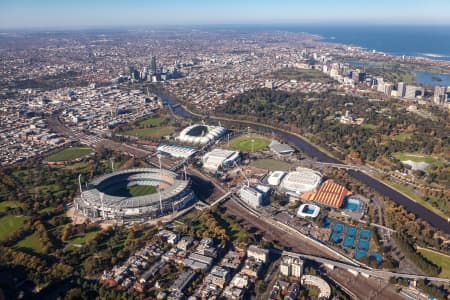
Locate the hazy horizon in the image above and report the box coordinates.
[1,0,450,30]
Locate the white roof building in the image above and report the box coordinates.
[157,144,197,159]
[247,245,269,263]
[267,171,286,186]
[297,204,320,218]
[202,148,239,172]
[177,124,227,145]
[281,168,322,195]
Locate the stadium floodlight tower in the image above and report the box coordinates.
[157,154,163,215]
[99,192,105,220]
[78,174,83,194]
[233,160,249,187]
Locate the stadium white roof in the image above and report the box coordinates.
[202,148,239,172]
[281,168,322,194]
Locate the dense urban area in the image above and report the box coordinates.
[0,28,449,300]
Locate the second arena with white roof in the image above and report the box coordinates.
[280,167,322,195]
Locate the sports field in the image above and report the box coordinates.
[123,126,175,138]
[47,147,93,162]
[250,159,291,171]
[109,185,158,197]
[122,117,175,138]
[393,152,439,164]
[230,136,270,152]
[417,247,450,278]
[0,215,27,241]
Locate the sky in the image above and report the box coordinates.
[0,0,449,29]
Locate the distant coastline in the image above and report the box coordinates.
[205,24,450,62]
[293,25,450,62]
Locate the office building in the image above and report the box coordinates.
[405,85,424,99]
[434,86,448,105]
[239,186,264,208]
[151,56,157,74]
[397,82,406,98]
[247,245,269,263]
[376,77,385,93]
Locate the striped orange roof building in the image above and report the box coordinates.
[312,179,351,208]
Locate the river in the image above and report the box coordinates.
[162,96,450,234]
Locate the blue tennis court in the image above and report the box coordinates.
[330,232,342,243]
[355,250,367,260]
[332,223,344,233]
[345,227,357,238]
[357,239,369,251]
[322,217,331,228]
[359,229,371,240]
[370,253,383,263]
[343,236,355,248]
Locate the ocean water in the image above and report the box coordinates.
[290,25,450,60]
[204,25,450,61]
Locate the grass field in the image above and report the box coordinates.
[393,152,439,164]
[250,159,291,171]
[110,185,158,197]
[230,136,270,152]
[361,123,377,130]
[122,117,175,138]
[0,215,27,241]
[389,133,411,142]
[14,232,44,254]
[123,126,175,138]
[138,117,162,127]
[47,147,93,162]
[271,67,333,83]
[0,201,22,212]
[69,227,101,246]
[417,247,450,278]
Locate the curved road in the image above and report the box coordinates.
[163,96,450,234]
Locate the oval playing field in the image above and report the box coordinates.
[230,136,270,152]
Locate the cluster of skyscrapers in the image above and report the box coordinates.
[126,56,181,83]
[376,79,425,100]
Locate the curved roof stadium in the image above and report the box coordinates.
[281,168,322,195]
[178,124,227,145]
[74,168,194,221]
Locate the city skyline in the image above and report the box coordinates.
[1,0,450,29]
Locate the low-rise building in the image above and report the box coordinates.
[222,286,245,300]
[202,148,240,172]
[269,140,295,156]
[247,245,269,263]
[205,266,231,288]
[241,258,264,278]
[170,271,196,293]
[301,275,331,299]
